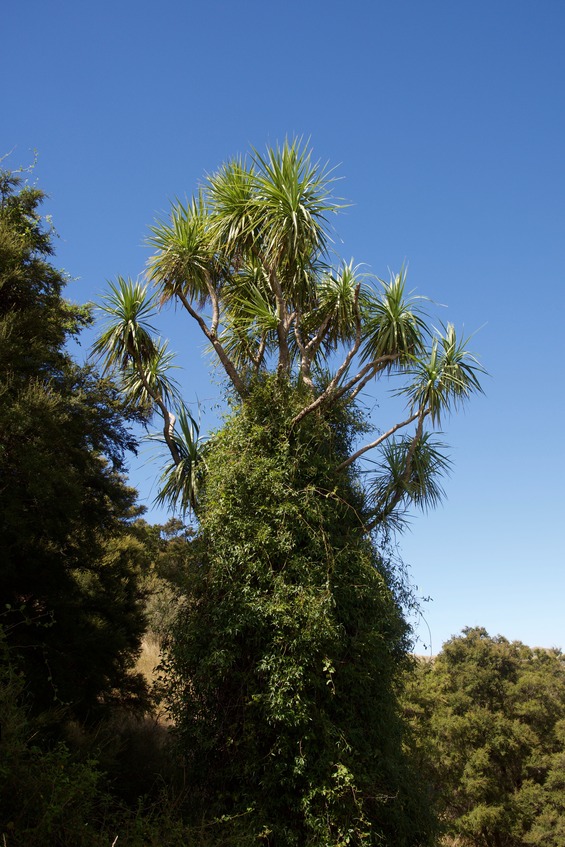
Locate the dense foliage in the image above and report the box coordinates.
[162,380,435,845]
[405,628,565,847]
[0,164,147,719]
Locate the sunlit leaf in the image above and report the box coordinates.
[368,433,452,523]
[400,323,485,425]
[360,268,428,366]
[92,276,158,371]
[147,191,217,306]
[151,405,207,515]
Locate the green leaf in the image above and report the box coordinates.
[360,268,428,365]
[400,323,485,425]
[92,276,158,371]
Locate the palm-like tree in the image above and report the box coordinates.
[93,277,185,485]
[92,276,159,371]
[94,140,484,524]
[152,405,206,515]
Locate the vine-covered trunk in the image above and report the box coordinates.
[161,378,435,846]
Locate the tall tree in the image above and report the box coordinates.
[95,140,483,844]
[0,163,147,719]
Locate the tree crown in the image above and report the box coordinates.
[94,140,484,530]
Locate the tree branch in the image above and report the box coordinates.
[291,285,363,426]
[400,409,427,487]
[252,332,267,374]
[207,275,220,337]
[176,291,247,397]
[131,352,181,466]
[336,410,422,471]
[295,308,333,391]
[294,311,314,391]
[269,269,291,374]
[363,409,429,532]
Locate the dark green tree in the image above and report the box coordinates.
[95,140,483,844]
[404,628,565,847]
[160,381,437,845]
[0,163,147,720]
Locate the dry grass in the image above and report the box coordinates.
[135,635,175,727]
[136,635,162,686]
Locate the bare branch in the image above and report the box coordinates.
[296,308,334,391]
[207,275,220,337]
[400,409,427,487]
[336,410,422,471]
[294,310,314,391]
[345,364,379,404]
[130,351,181,466]
[176,290,247,397]
[291,284,363,426]
[291,352,398,427]
[253,333,267,374]
[305,310,332,356]
[267,269,292,373]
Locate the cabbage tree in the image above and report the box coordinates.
[95,139,482,527]
[93,140,483,844]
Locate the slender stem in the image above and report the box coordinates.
[294,311,314,391]
[305,311,332,356]
[291,285,363,426]
[131,352,181,466]
[291,353,397,427]
[400,409,427,487]
[252,333,267,374]
[176,291,247,397]
[363,409,429,531]
[293,310,307,358]
[336,411,422,471]
[295,308,333,390]
[346,364,380,403]
[207,275,220,337]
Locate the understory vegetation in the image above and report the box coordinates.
[1,150,563,847]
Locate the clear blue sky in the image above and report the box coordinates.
[3,0,564,652]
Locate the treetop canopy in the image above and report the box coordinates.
[94,139,484,526]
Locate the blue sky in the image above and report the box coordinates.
[3,0,564,652]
